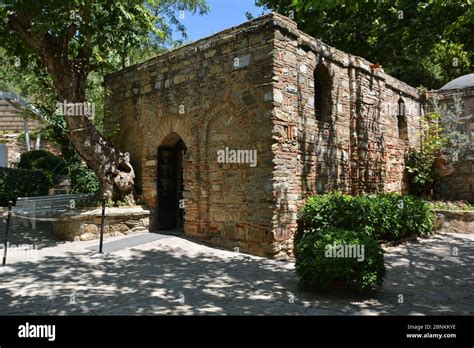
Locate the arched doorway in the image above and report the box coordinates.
[157,132,186,233]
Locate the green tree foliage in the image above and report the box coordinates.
[406,111,445,196]
[0,0,208,75]
[0,0,208,199]
[406,95,473,197]
[433,95,473,164]
[257,0,473,89]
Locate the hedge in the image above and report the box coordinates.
[294,192,434,291]
[295,192,434,244]
[0,167,53,206]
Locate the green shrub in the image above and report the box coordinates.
[353,193,433,241]
[69,162,99,194]
[18,150,67,176]
[295,227,386,290]
[296,192,434,243]
[406,150,438,196]
[405,111,446,197]
[396,195,434,239]
[0,167,53,206]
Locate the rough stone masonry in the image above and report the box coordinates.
[104,13,422,258]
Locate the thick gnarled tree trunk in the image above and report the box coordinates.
[8,12,136,202]
[63,109,135,202]
[53,87,136,202]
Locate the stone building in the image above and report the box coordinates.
[430,74,474,202]
[0,92,45,166]
[104,13,422,258]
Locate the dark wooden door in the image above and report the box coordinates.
[157,147,178,230]
[157,140,185,232]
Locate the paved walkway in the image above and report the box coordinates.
[0,222,473,315]
[85,233,170,253]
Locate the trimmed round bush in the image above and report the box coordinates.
[295,227,386,291]
[295,192,354,244]
[0,167,53,206]
[18,150,67,176]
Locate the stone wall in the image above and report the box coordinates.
[0,133,27,167]
[52,206,150,241]
[431,87,474,202]
[105,13,421,258]
[0,132,62,167]
[105,15,277,256]
[269,15,421,252]
[434,209,474,234]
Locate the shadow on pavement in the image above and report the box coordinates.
[0,228,472,315]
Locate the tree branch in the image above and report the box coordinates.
[59,22,78,53]
[8,12,62,74]
[7,13,46,54]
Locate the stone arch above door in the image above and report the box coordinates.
[153,113,195,155]
[140,113,195,210]
[202,95,250,127]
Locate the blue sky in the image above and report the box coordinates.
[175,0,269,42]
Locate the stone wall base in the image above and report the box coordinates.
[187,232,293,259]
[434,210,474,234]
[52,206,150,241]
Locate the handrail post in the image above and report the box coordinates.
[31,201,36,230]
[99,199,106,253]
[2,201,13,265]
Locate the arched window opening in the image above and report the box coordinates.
[314,63,332,122]
[397,97,408,141]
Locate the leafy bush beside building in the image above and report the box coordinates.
[295,227,386,291]
[0,167,53,206]
[295,192,434,291]
[296,192,434,243]
[18,150,67,176]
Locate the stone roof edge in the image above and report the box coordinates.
[105,12,419,99]
[269,14,419,99]
[105,12,282,80]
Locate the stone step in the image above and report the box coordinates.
[56,175,70,181]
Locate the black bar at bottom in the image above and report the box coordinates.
[0,316,472,346]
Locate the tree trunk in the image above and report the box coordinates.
[66,113,135,202]
[55,72,135,202]
[7,12,136,203]
[60,92,135,203]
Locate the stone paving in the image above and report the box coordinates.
[0,222,473,315]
